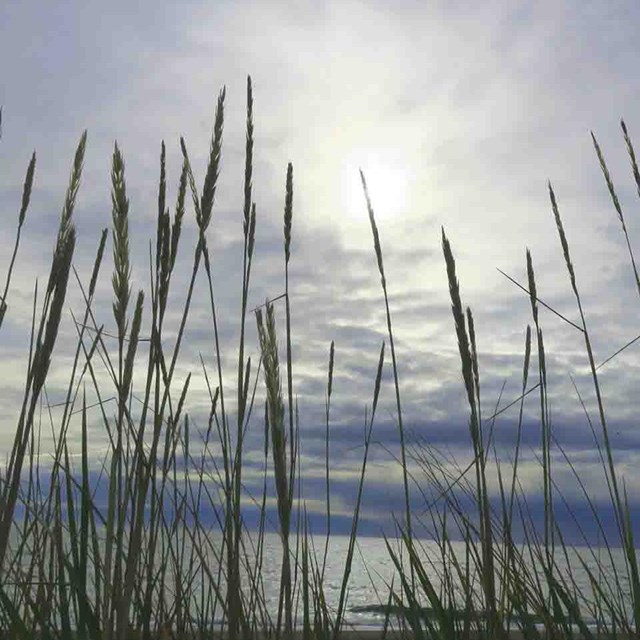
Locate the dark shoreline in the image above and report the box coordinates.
[11,630,630,640]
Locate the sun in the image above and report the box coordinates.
[340,147,410,222]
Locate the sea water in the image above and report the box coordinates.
[6,528,636,633]
[226,532,634,631]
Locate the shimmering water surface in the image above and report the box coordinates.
[8,528,635,632]
[241,533,632,630]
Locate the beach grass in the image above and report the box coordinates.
[0,77,639,639]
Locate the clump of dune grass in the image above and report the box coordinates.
[0,83,639,640]
[382,120,640,640]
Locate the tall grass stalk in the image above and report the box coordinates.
[548,178,640,635]
[256,300,292,639]
[0,129,86,569]
[0,148,36,329]
[441,228,500,640]
[360,169,414,593]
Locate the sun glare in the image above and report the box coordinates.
[341,148,410,222]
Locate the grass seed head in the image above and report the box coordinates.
[200,86,226,233]
[621,119,640,199]
[592,131,624,223]
[284,162,293,264]
[180,137,203,231]
[111,141,132,334]
[171,157,188,269]
[244,76,254,235]
[526,248,538,326]
[60,129,88,232]
[361,169,385,286]
[18,151,36,227]
[548,181,577,290]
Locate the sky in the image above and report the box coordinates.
[2,0,640,544]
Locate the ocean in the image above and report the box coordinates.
[6,527,636,633]
[147,531,635,633]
